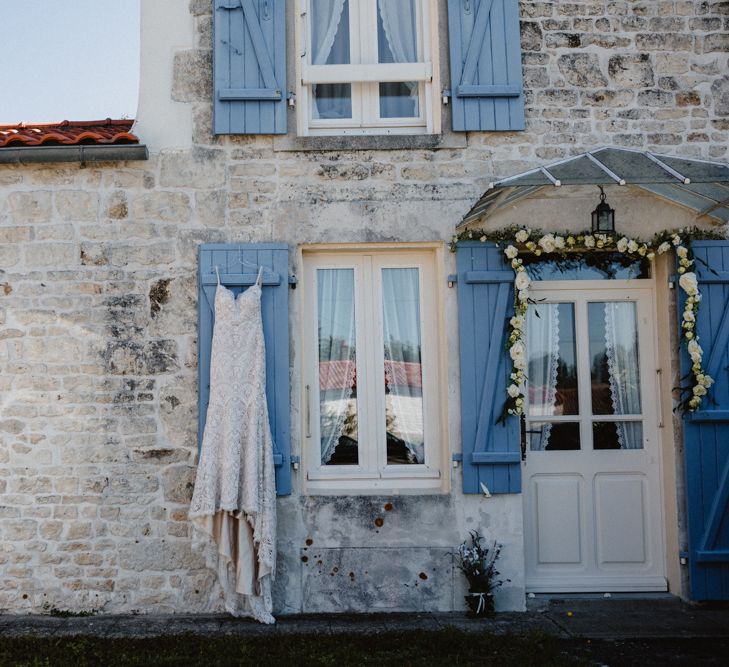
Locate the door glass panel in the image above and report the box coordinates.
[523,253,650,281]
[382,268,424,465]
[528,422,581,451]
[317,268,358,465]
[311,0,352,120]
[588,302,642,416]
[593,421,644,450]
[527,302,578,417]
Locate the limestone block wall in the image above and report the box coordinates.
[0,0,728,614]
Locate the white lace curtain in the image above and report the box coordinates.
[604,302,642,449]
[527,303,561,451]
[317,268,357,465]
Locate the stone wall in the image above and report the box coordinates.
[1,0,728,614]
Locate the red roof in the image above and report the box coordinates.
[0,119,139,148]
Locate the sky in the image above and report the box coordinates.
[0,0,140,124]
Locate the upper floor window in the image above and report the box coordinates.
[296,0,440,136]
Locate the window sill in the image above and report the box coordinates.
[273,133,466,152]
[304,474,445,494]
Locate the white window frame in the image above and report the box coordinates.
[301,246,446,493]
[295,0,441,136]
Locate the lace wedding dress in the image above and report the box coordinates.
[189,268,277,624]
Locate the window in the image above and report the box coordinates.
[302,248,444,492]
[296,0,440,136]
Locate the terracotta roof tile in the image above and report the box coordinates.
[0,119,139,148]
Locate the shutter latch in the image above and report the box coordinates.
[447,273,457,288]
[442,89,451,105]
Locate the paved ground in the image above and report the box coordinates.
[1,597,728,640]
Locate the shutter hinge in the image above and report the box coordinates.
[447,273,458,288]
[287,91,296,107]
[442,89,451,105]
[291,455,300,471]
[679,550,689,565]
[669,274,677,289]
[452,452,462,468]
[289,275,298,289]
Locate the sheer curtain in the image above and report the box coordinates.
[311,0,349,119]
[604,302,642,449]
[377,0,419,117]
[317,269,357,465]
[382,268,424,464]
[527,303,561,451]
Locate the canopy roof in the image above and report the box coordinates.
[461,147,729,227]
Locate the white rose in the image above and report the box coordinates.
[538,234,556,253]
[683,309,695,322]
[693,385,708,396]
[584,235,596,248]
[688,339,702,356]
[672,235,681,246]
[676,246,688,258]
[702,374,714,388]
[505,245,519,259]
[515,229,530,243]
[515,272,531,291]
[616,237,629,253]
[507,384,521,398]
[517,289,529,303]
[510,315,525,329]
[627,240,639,253]
[689,396,701,409]
[679,272,698,295]
[554,236,566,249]
[657,242,671,254]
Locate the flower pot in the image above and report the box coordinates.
[465,591,494,617]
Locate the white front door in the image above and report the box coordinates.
[523,282,666,592]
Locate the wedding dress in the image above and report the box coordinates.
[189,267,277,624]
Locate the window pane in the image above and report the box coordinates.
[527,303,578,417]
[528,422,581,451]
[377,0,418,63]
[382,268,424,465]
[379,82,419,118]
[312,83,352,120]
[311,0,350,65]
[311,0,352,120]
[593,421,643,450]
[588,302,642,416]
[318,268,358,465]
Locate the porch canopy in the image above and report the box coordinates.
[461,147,729,227]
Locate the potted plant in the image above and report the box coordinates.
[455,532,508,617]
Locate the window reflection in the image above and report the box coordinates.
[317,268,358,465]
[382,268,424,465]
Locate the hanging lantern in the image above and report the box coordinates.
[591,186,615,234]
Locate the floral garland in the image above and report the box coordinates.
[450,226,723,415]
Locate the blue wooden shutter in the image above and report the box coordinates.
[198,244,291,495]
[680,241,729,599]
[213,0,287,135]
[447,0,525,132]
[457,242,521,494]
